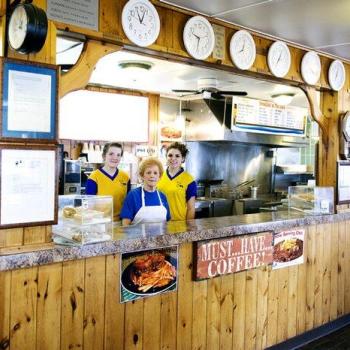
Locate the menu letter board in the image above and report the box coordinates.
[232,96,306,135]
[194,232,273,280]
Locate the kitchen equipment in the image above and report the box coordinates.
[250,186,259,199]
[235,198,263,215]
[63,160,81,194]
[195,197,233,218]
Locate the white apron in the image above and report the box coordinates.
[132,187,168,225]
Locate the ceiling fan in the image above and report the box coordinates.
[172,77,247,99]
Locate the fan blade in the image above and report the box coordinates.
[172,89,200,94]
[210,92,225,100]
[217,90,248,96]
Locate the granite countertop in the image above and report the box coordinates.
[1,210,350,272]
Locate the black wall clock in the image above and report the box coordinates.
[8,3,48,54]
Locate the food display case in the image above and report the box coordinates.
[53,195,113,245]
[288,185,334,215]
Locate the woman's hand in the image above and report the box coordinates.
[122,218,132,226]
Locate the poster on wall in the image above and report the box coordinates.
[0,146,57,228]
[272,228,305,269]
[1,59,58,142]
[120,246,178,303]
[194,232,274,280]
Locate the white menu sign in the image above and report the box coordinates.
[47,0,98,31]
[1,149,56,225]
[232,97,306,132]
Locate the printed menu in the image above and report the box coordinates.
[232,97,306,132]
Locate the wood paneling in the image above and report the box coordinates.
[0,222,350,349]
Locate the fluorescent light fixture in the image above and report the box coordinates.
[271,93,295,106]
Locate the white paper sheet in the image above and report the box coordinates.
[7,70,51,132]
[1,149,56,225]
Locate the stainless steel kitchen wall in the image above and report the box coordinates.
[185,141,273,194]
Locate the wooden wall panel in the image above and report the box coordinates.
[192,279,207,350]
[232,271,246,349]
[10,268,38,350]
[84,256,106,350]
[1,222,350,349]
[219,274,233,350]
[305,225,316,331]
[176,242,193,350]
[61,260,85,350]
[36,264,62,350]
[0,271,10,349]
[206,277,221,350]
[104,254,125,349]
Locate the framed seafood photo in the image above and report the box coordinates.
[120,246,178,303]
[272,228,305,269]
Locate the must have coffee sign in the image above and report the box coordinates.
[194,232,273,280]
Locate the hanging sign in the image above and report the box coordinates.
[194,232,273,280]
[272,228,305,269]
[231,96,306,135]
[120,246,178,303]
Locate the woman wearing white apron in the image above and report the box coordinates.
[120,158,171,225]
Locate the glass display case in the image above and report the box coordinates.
[53,195,113,245]
[288,186,334,215]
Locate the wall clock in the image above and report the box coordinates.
[230,30,256,70]
[342,111,350,141]
[328,59,346,91]
[121,0,160,47]
[183,15,215,60]
[267,41,291,78]
[8,3,48,54]
[301,51,321,85]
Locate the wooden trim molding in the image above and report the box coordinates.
[59,39,122,98]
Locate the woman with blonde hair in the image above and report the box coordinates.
[120,157,171,225]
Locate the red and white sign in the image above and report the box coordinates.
[272,229,305,269]
[194,232,273,280]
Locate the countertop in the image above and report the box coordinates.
[1,210,350,271]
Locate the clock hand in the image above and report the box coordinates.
[276,52,282,64]
[136,8,142,23]
[140,8,146,24]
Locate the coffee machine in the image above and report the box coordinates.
[63,160,81,194]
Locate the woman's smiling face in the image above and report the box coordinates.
[142,165,161,189]
[104,146,122,169]
[166,148,184,170]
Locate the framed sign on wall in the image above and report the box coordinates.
[0,144,58,228]
[0,59,58,142]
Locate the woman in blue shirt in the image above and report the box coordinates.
[120,157,171,225]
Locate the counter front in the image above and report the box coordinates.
[1,211,350,349]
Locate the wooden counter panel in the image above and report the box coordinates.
[1,221,350,349]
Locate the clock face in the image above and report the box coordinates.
[301,51,321,85]
[230,30,256,70]
[8,4,48,54]
[328,59,346,91]
[343,112,350,141]
[183,16,215,60]
[8,5,28,50]
[122,0,160,47]
[267,41,291,78]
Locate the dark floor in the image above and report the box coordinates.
[297,325,350,350]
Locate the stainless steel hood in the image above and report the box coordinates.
[184,97,309,147]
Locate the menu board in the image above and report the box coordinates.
[232,97,306,134]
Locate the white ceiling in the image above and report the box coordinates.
[88,50,308,107]
[160,0,350,61]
